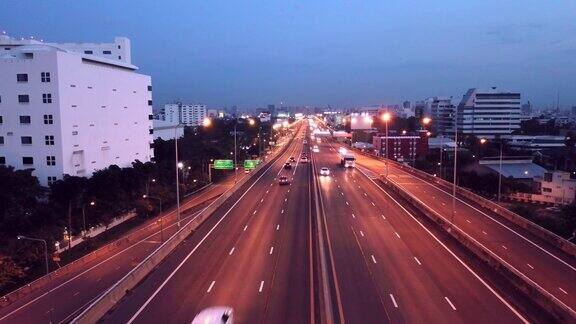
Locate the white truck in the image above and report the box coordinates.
[338,148,356,168]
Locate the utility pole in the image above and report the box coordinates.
[451,107,459,224]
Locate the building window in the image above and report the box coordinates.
[41,72,51,82]
[147,85,152,91]
[47,176,57,185]
[84,50,93,54]
[148,114,154,120]
[0,156,5,165]
[118,56,121,60]
[18,95,30,103]
[148,100,153,106]
[117,45,121,49]
[19,116,31,124]
[45,135,55,145]
[103,50,112,54]
[0,136,4,145]
[46,156,56,166]
[72,131,78,135]
[149,129,154,135]
[42,93,52,103]
[0,116,2,124]
[21,136,32,145]
[17,73,28,82]
[43,114,53,124]
[22,157,33,165]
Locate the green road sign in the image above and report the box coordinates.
[214,159,234,170]
[243,160,259,170]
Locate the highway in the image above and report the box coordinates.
[0,177,243,324]
[312,140,529,323]
[101,124,312,323]
[332,141,576,318]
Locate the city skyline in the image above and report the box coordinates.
[1,1,575,109]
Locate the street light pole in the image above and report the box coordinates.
[143,195,163,241]
[174,124,182,228]
[234,121,238,183]
[451,108,459,224]
[498,140,503,203]
[17,236,49,275]
[382,112,391,177]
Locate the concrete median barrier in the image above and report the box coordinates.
[70,125,301,323]
[381,176,576,322]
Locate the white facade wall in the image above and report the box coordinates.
[457,88,521,139]
[0,43,153,186]
[163,103,207,126]
[164,103,180,124]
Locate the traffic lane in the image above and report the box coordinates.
[314,153,394,323]
[385,166,576,309]
[342,169,525,323]
[102,130,306,323]
[264,139,311,323]
[352,152,576,309]
[0,194,220,324]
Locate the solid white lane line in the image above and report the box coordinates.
[229,247,235,255]
[360,230,365,237]
[371,255,377,264]
[276,224,280,230]
[390,294,398,308]
[527,264,534,270]
[269,246,274,255]
[243,225,248,231]
[414,257,422,266]
[445,297,457,311]
[395,232,400,239]
[259,281,264,293]
[207,281,215,293]
[559,287,568,295]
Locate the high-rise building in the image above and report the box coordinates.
[163,103,207,126]
[414,101,426,120]
[457,87,521,139]
[0,35,153,186]
[427,97,455,135]
[521,101,533,116]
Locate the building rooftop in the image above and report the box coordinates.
[479,159,547,179]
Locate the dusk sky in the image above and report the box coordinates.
[1,1,575,109]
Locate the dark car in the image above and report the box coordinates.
[279,176,290,185]
[284,162,292,169]
[289,156,296,162]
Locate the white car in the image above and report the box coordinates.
[312,145,319,153]
[191,307,233,324]
[320,167,330,176]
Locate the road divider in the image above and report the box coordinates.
[70,123,301,323]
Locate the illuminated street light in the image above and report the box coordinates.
[480,138,487,144]
[382,112,391,122]
[202,117,212,127]
[177,162,184,169]
[381,112,391,177]
[17,235,49,275]
[422,117,431,125]
[248,118,256,126]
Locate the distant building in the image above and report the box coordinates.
[479,159,546,180]
[457,87,521,139]
[501,135,567,151]
[427,97,455,135]
[267,104,276,117]
[414,101,426,119]
[572,106,576,116]
[372,130,429,162]
[509,171,576,206]
[402,101,411,109]
[0,34,153,186]
[521,101,533,116]
[163,103,207,126]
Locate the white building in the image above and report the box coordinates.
[163,103,207,126]
[426,97,455,135]
[509,171,576,206]
[457,87,521,139]
[0,35,153,186]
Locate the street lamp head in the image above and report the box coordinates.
[177,162,184,169]
[382,112,391,122]
[90,201,95,206]
[480,138,487,144]
[402,130,407,135]
[151,178,156,183]
[142,194,148,198]
[202,117,212,127]
[248,118,256,126]
[426,131,432,137]
[422,117,431,125]
[17,235,24,240]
